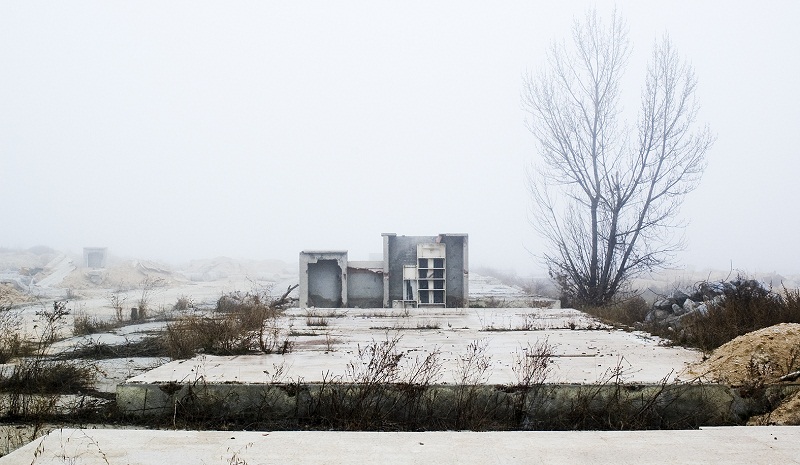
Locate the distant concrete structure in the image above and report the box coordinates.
[83,247,108,269]
[299,233,468,308]
[299,251,349,308]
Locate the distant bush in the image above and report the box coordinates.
[580,296,649,327]
[72,310,116,336]
[173,295,193,311]
[164,288,296,359]
[164,313,250,359]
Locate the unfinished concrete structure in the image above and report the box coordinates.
[82,247,108,269]
[299,233,468,308]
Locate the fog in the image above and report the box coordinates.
[1,1,799,275]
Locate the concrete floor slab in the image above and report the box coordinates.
[2,427,798,464]
[128,307,699,385]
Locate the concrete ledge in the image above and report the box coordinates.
[116,381,799,428]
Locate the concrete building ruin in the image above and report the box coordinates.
[83,247,108,269]
[299,233,468,308]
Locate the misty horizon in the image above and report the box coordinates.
[2,1,799,275]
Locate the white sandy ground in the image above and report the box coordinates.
[8,274,295,339]
[1,427,799,465]
[128,306,700,385]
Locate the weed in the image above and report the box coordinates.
[453,339,494,429]
[0,301,99,423]
[324,332,337,352]
[164,287,296,359]
[311,335,443,429]
[33,301,71,351]
[0,307,25,364]
[0,360,96,395]
[306,316,329,327]
[174,295,193,311]
[512,338,554,387]
[59,336,169,360]
[72,310,116,336]
[511,338,554,426]
[415,319,440,330]
[580,296,649,328]
[108,291,127,322]
[288,330,317,337]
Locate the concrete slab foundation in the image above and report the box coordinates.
[112,306,798,427]
[124,307,700,386]
[2,427,799,464]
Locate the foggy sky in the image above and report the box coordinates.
[1,1,799,275]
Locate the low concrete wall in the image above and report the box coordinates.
[347,267,383,308]
[116,381,800,428]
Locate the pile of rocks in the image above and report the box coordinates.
[645,290,710,328]
[644,278,774,329]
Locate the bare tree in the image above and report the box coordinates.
[523,9,714,307]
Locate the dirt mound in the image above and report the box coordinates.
[0,246,60,270]
[685,323,800,385]
[61,260,178,290]
[0,283,34,306]
[179,257,292,282]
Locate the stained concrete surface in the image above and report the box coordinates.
[2,427,799,464]
[126,307,699,386]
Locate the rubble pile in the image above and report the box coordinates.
[645,278,775,329]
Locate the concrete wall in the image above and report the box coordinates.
[347,263,384,308]
[383,233,468,307]
[383,234,436,306]
[440,234,468,307]
[117,381,794,428]
[299,252,347,308]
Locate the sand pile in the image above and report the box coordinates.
[179,257,292,282]
[686,323,800,385]
[0,246,60,270]
[61,260,177,290]
[685,323,800,425]
[0,283,34,305]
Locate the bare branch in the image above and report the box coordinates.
[523,9,713,306]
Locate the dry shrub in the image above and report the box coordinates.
[581,296,649,327]
[0,308,25,364]
[173,295,193,311]
[512,338,554,387]
[163,290,293,359]
[0,301,99,421]
[164,314,250,359]
[553,362,707,430]
[60,336,168,360]
[311,335,447,430]
[72,310,116,336]
[306,316,329,327]
[0,359,95,395]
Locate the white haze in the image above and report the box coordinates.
[1,1,799,275]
